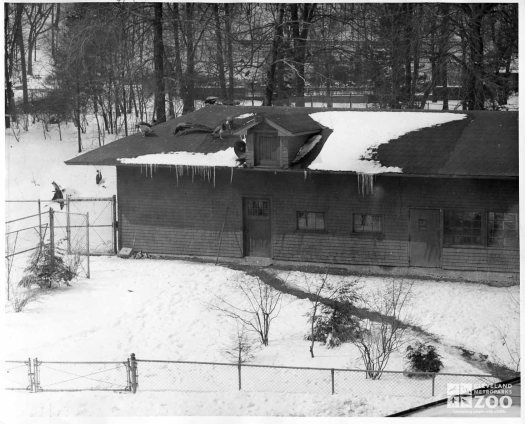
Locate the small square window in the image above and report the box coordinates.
[353,214,383,233]
[297,211,325,231]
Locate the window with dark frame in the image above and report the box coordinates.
[353,214,383,233]
[247,200,270,217]
[443,210,482,246]
[488,212,519,249]
[297,211,325,231]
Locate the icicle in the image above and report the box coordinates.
[357,172,374,196]
[230,167,234,184]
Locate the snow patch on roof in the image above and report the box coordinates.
[118,148,238,167]
[235,113,255,119]
[308,111,467,173]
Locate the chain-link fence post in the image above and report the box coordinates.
[66,195,71,254]
[27,358,33,392]
[331,369,335,394]
[86,212,90,279]
[34,358,41,392]
[431,373,436,396]
[125,357,132,391]
[112,195,117,254]
[49,208,55,269]
[38,199,42,242]
[130,353,138,393]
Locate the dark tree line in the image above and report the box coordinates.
[4,3,518,147]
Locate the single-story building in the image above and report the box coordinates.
[66,106,519,284]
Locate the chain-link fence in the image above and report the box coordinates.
[66,196,117,255]
[5,208,90,305]
[5,360,32,391]
[6,196,117,256]
[36,360,131,392]
[135,359,499,398]
[4,356,504,398]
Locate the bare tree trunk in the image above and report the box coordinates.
[15,4,28,113]
[224,3,235,103]
[439,3,450,110]
[182,4,196,114]
[213,4,227,99]
[264,4,285,106]
[153,2,166,123]
[290,4,316,107]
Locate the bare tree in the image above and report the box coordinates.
[224,320,257,364]
[213,276,283,346]
[353,280,413,380]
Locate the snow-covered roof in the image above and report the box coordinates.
[66,106,518,178]
[307,111,466,174]
[119,148,238,167]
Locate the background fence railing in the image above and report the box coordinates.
[6,196,117,255]
[5,355,503,399]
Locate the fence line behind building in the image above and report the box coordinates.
[6,196,117,255]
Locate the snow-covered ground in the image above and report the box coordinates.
[2,256,515,418]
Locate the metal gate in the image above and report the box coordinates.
[66,196,117,255]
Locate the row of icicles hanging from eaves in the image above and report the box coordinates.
[139,163,375,195]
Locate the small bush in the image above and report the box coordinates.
[306,304,360,348]
[18,242,78,290]
[405,341,443,377]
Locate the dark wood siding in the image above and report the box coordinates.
[117,166,518,275]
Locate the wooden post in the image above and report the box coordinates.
[237,362,242,391]
[130,353,138,393]
[86,212,90,279]
[112,195,117,254]
[49,209,55,269]
[66,195,71,253]
[331,369,335,395]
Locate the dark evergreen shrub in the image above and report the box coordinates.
[306,304,360,348]
[18,242,78,289]
[405,342,444,377]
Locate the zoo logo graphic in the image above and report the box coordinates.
[447,383,473,408]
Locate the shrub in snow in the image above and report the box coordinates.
[304,273,360,357]
[306,304,360,348]
[404,342,443,377]
[18,241,79,290]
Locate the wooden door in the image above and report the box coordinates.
[243,198,271,257]
[409,209,441,268]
